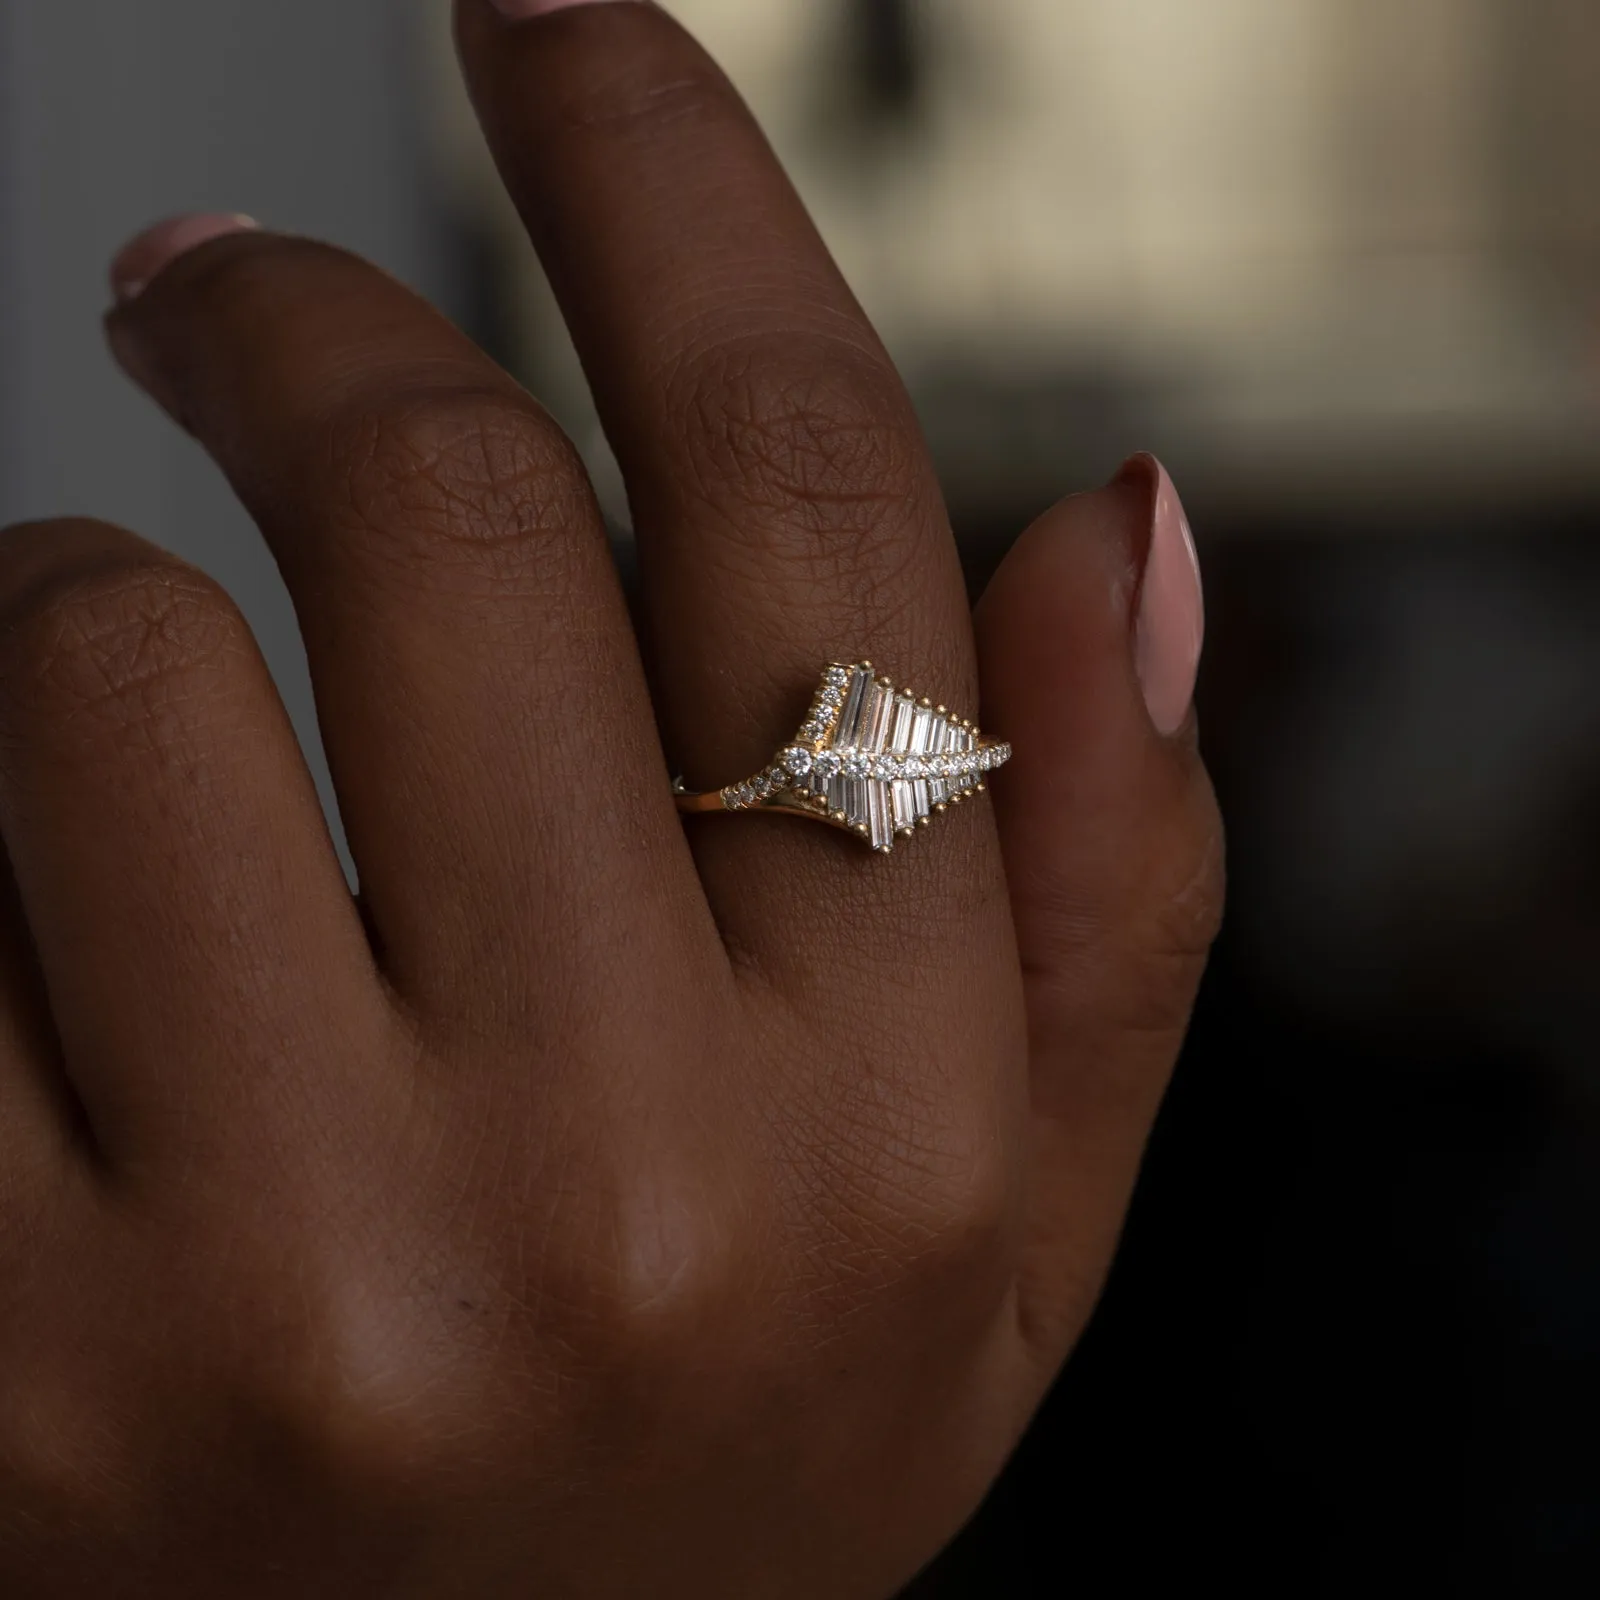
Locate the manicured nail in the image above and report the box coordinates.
[487,0,631,17]
[110,212,258,304]
[1118,454,1204,736]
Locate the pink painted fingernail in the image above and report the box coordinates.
[488,0,631,17]
[110,212,258,304]
[1118,453,1205,736]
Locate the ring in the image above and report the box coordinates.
[673,662,1012,853]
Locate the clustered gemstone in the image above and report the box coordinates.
[785,742,1009,791]
[714,662,1011,831]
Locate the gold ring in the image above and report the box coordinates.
[673,662,1012,853]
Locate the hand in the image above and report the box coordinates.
[0,3,1221,1595]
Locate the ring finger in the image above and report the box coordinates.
[456,0,1004,986]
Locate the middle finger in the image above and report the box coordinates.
[106,228,708,1027]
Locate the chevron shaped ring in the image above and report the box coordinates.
[672,662,1012,853]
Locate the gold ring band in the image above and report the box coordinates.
[673,662,1011,854]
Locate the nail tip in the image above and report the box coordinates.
[109,211,261,304]
[1129,454,1205,738]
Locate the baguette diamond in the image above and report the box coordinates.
[693,662,1011,851]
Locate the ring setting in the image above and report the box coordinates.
[673,662,1011,853]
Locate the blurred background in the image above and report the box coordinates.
[2,1,1596,1593]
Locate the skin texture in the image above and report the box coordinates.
[0,4,1222,1596]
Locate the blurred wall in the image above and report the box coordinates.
[0,0,458,867]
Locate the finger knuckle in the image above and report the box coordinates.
[671,335,932,588]
[320,388,594,596]
[1119,793,1228,1037]
[0,551,248,741]
[176,232,334,325]
[535,1178,744,1360]
[785,1074,1015,1293]
[560,59,734,144]
[265,1183,743,1494]
[895,1132,1014,1275]
[1158,798,1228,962]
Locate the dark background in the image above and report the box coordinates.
[2,3,1596,1594]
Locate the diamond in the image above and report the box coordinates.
[867,781,894,850]
[834,670,870,747]
[688,663,1002,848]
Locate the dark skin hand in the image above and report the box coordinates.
[0,2,1221,1595]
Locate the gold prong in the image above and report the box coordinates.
[919,696,932,708]
[917,815,931,828]
[877,677,893,689]
[831,809,847,824]
[859,660,873,670]
[934,803,948,814]
[853,823,870,836]
[935,704,947,715]
[974,782,986,793]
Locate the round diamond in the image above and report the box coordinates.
[842,751,870,780]
[812,750,843,780]
[903,756,928,779]
[781,745,814,777]
[926,755,950,778]
[875,754,902,779]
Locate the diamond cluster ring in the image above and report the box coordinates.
[673,662,1012,853]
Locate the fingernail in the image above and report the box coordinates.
[1117,454,1204,736]
[487,0,630,17]
[110,212,258,304]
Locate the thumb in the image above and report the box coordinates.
[976,455,1224,1369]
